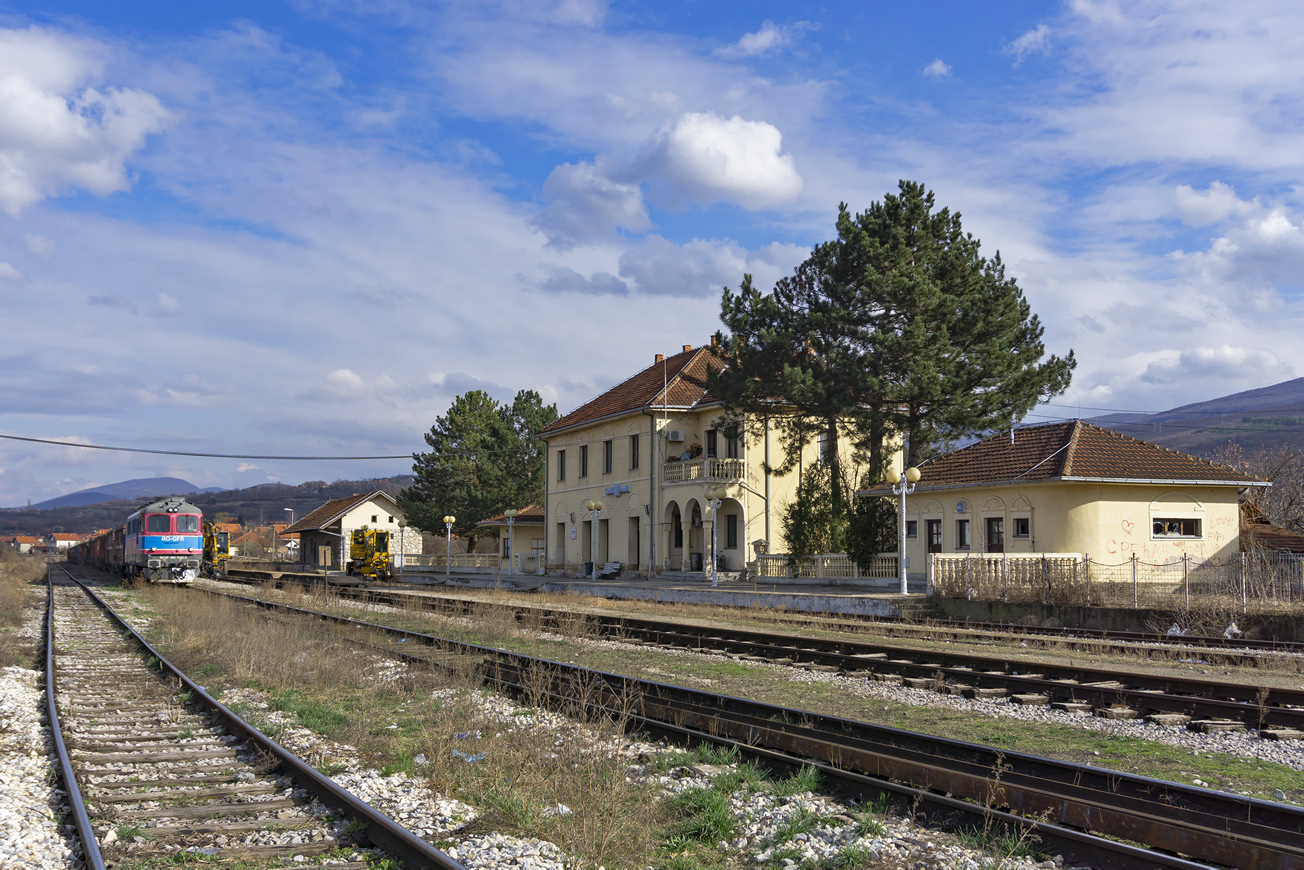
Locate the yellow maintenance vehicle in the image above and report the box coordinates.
[346,527,392,581]
[201,522,230,578]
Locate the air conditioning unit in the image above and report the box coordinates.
[667,430,685,442]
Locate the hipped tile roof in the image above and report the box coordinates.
[1242,520,1304,554]
[478,505,546,526]
[863,421,1265,493]
[541,345,725,435]
[281,490,398,534]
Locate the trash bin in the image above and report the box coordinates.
[690,552,703,572]
[584,561,594,577]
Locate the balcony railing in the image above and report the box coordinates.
[662,457,745,483]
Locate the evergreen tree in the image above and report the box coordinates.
[399,389,558,549]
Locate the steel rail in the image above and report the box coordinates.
[44,570,107,870]
[205,586,1304,870]
[219,565,1304,655]
[54,568,466,870]
[217,577,1304,729]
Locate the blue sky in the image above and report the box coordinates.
[2,0,1303,506]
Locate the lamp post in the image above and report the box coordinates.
[582,498,604,580]
[283,509,294,562]
[503,509,518,577]
[704,486,724,588]
[885,466,921,595]
[443,515,455,577]
[397,520,407,573]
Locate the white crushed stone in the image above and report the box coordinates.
[0,663,79,870]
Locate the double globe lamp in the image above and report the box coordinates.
[884,466,921,595]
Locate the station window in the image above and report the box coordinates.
[629,434,640,470]
[726,514,738,549]
[388,515,394,523]
[579,445,588,478]
[706,429,718,458]
[557,449,566,481]
[371,515,378,524]
[956,518,971,550]
[603,439,613,474]
[1012,517,1030,538]
[905,520,918,539]
[1153,518,1201,538]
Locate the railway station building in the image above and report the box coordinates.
[539,339,879,579]
[857,420,1265,573]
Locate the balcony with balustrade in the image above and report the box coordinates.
[662,457,745,485]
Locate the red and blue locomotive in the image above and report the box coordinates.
[70,496,202,584]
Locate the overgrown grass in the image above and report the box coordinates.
[136,584,667,870]
[0,550,44,666]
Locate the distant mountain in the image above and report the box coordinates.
[1090,377,1304,457]
[25,477,219,510]
[0,475,410,536]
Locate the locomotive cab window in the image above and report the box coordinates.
[176,515,199,533]
[146,515,171,533]
[1153,518,1201,538]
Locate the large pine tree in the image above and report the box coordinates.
[711,181,1074,555]
[399,389,558,549]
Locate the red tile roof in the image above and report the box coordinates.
[478,505,546,526]
[282,490,398,534]
[541,345,725,435]
[10,535,41,544]
[1242,519,1304,554]
[862,421,1265,493]
[50,533,81,541]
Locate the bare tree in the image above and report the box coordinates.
[1211,442,1304,533]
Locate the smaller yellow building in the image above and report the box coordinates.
[861,421,1265,573]
[477,505,547,574]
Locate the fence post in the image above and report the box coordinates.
[1041,555,1048,606]
[1241,552,1248,614]
[1084,555,1091,607]
[1182,553,1189,608]
[1131,553,1138,609]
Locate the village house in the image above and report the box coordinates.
[477,505,546,574]
[540,340,878,578]
[859,420,1265,576]
[281,491,420,570]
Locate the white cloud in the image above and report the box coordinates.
[326,368,365,390]
[717,21,794,58]
[1140,345,1294,385]
[1006,24,1051,64]
[531,264,629,296]
[617,235,806,297]
[651,112,802,209]
[24,234,53,255]
[157,292,181,312]
[923,59,952,78]
[0,26,170,214]
[1174,181,1256,226]
[0,262,20,281]
[532,160,650,249]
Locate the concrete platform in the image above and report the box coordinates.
[383,569,927,618]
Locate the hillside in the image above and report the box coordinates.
[0,476,412,536]
[25,477,222,510]
[1089,377,1304,458]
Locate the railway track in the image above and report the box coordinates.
[47,567,464,870]
[198,585,1304,869]
[220,565,1304,659]
[214,576,1304,734]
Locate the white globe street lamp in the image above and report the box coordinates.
[397,520,407,574]
[583,499,604,580]
[885,466,921,595]
[442,515,456,577]
[704,485,724,588]
[503,509,519,578]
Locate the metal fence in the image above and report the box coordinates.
[756,553,898,581]
[930,551,1304,614]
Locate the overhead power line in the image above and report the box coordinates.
[0,433,527,461]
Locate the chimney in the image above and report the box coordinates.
[682,344,692,352]
[710,334,720,348]
[655,353,664,363]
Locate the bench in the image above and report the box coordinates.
[596,561,622,579]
